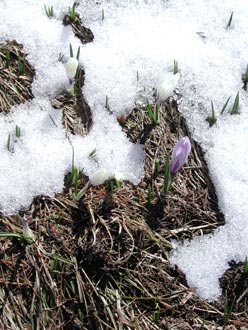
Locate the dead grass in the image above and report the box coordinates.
[0,40,34,113]
[0,23,248,330]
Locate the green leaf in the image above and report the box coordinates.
[220,96,231,114]
[163,155,171,194]
[231,92,239,115]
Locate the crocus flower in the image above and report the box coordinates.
[22,217,35,243]
[89,168,113,186]
[156,72,180,102]
[170,136,191,175]
[66,57,78,85]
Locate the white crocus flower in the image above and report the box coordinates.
[66,57,78,85]
[89,168,113,186]
[22,217,35,243]
[156,72,180,102]
[114,171,124,182]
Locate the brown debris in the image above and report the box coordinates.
[0,40,34,113]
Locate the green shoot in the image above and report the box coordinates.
[49,115,58,127]
[18,53,25,75]
[226,11,234,29]
[173,59,178,74]
[7,133,11,151]
[223,290,236,329]
[102,9,105,21]
[163,155,171,194]
[68,6,77,21]
[136,70,139,82]
[230,92,239,115]
[5,50,10,68]
[154,159,159,175]
[146,100,159,124]
[115,179,121,188]
[245,256,248,273]
[244,64,248,91]
[196,31,206,39]
[76,46,81,60]
[220,96,231,114]
[73,181,89,201]
[69,43,73,57]
[208,100,217,127]
[15,125,21,138]
[105,95,111,112]
[44,5,54,18]
[88,148,97,162]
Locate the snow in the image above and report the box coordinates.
[0,0,248,301]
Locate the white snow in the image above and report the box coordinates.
[0,0,248,301]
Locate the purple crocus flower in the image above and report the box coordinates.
[170,137,191,175]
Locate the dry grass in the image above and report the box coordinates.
[0,40,34,113]
[0,17,248,330]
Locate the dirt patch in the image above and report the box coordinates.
[0,40,34,113]
[53,67,92,136]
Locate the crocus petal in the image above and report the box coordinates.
[66,57,78,81]
[156,72,180,102]
[22,217,35,242]
[89,168,113,186]
[170,137,191,175]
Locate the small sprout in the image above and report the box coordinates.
[230,92,239,115]
[66,57,78,85]
[68,6,77,21]
[163,155,171,194]
[102,9,105,21]
[44,5,54,18]
[105,95,111,112]
[76,46,81,60]
[156,71,180,103]
[22,216,35,244]
[244,64,248,91]
[69,43,74,57]
[226,11,234,29]
[173,59,178,74]
[245,256,248,273]
[146,100,159,124]
[18,53,25,75]
[207,100,217,127]
[136,70,139,82]
[6,133,11,151]
[5,50,10,68]
[154,159,159,175]
[88,148,97,161]
[223,290,236,329]
[49,115,57,127]
[15,125,21,138]
[196,31,207,39]
[220,96,231,114]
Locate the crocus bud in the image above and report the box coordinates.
[89,168,112,186]
[170,137,191,175]
[22,217,35,243]
[114,171,124,182]
[156,72,180,102]
[66,57,78,85]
